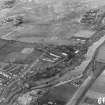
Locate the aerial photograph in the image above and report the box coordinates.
[0,0,105,105]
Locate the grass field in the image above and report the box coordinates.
[0,0,100,44]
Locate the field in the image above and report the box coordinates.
[0,0,105,105]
